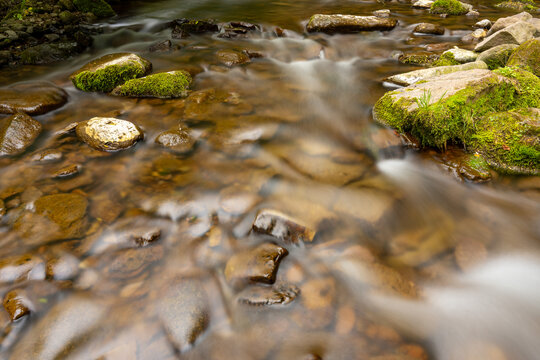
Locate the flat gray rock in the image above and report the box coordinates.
[385,61,488,86]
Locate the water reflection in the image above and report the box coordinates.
[0,0,539,359]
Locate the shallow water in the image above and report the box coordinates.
[0,1,539,359]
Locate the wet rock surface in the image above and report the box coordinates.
[155,125,197,153]
[414,23,444,35]
[171,18,219,38]
[157,278,210,352]
[0,113,42,156]
[306,14,398,33]
[216,49,251,66]
[76,117,144,151]
[70,53,152,92]
[252,209,317,244]
[112,70,192,99]
[0,82,68,115]
[237,283,300,306]
[225,243,288,288]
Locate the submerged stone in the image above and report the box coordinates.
[414,23,445,35]
[237,284,300,306]
[216,49,251,67]
[15,193,89,242]
[70,53,152,93]
[477,44,518,69]
[20,43,81,65]
[76,117,144,152]
[252,209,316,244]
[103,246,163,279]
[0,113,42,156]
[385,61,488,86]
[0,81,68,115]
[430,0,471,15]
[111,71,192,99]
[155,125,197,154]
[306,14,398,34]
[506,39,540,76]
[475,21,536,52]
[373,67,540,174]
[225,242,288,289]
[158,278,210,352]
[0,254,44,284]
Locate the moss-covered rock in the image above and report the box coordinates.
[472,108,539,174]
[373,67,540,174]
[70,53,152,93]
[72,0,115,18]
[506,39,540,76]
[440,48,478,64]
[398,52,439,67]
[111,71,192,99]
[431,52,460,67]
[477,44,518,69]
[430,0,470,15]
[495,1,538,13]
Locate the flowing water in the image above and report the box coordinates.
[0,1,539,359]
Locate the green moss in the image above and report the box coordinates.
[483,49,515,70]
[465,154,491,175]
[112,71,192,99]
[506,39,540,77]
[471,109,539,174]
[72,0,115,18]
[374,66,540,173]
[432,52,460,67]
[398,54,437,66]
[495,1,538,12]
[4,0,30,20]
[72,64,146,92]
[430,0,469,15]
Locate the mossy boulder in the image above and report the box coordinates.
[70,53,152,93]
[439,48,478,64]
[398,52,439,67]
[72,0,115,18]
[506,39,540,76]
[111,71,192,99]
[477,44,518,69]
[430,0,471,15]
[495,1,538,13]
[431,52,461,67]
[373,67,540,174]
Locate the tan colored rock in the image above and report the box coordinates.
[225,242,288,289]
[475,21,536,52]
[306,14,397,34]
[487,12,532,36]
[76,117,143,151]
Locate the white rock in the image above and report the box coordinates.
[443,47,479,63]
[385,61,488,86]
[76,117,144,151]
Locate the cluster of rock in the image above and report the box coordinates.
[0,0,117,67]
[374,12,540,175]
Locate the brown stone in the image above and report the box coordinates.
[0,81,68,115]
[252,209,316,244]
[155,125,197,154]
[216,49,251,67]
[414,23,444,35]
[237,283,299,306]
[225,242,288,289]
[3,289,31,321]
[0,113,42,156]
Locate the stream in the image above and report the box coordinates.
[0,0,539,359]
